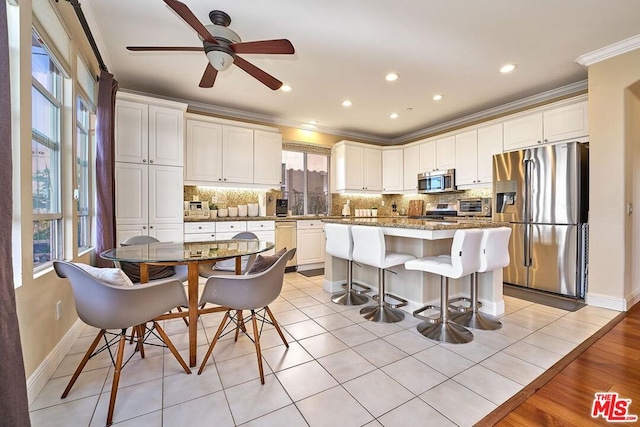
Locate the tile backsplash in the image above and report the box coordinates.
[330,188,492,216]
[185,185,491,217]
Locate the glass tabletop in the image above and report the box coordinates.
[100,239,275,263]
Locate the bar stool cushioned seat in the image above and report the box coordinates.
[325,223,369,306]
[405,228,483,343]
[351,225,415,323]
[451,227,511,330]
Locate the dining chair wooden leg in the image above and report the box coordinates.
[152,321,191,374]
[251,310,265,384]
[198,311,230,375]
[135,325,146,358]
[106,329,127,426]
[265,306,289,348]
[62,329,106,398]
[176,307,189,326]
[235,310,244,342]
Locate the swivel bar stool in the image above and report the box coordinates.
[351,225,415,323]
[405,229,483,343]
[451,227,511,330]
[325,223,370,306]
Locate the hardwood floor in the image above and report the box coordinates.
[477,302,640,426]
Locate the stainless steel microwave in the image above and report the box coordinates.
[418,169,456,193]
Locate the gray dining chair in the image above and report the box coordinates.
[119,235,188,283]
[198,231,259,277]
[197,248,296,384]
[53,261,191,426]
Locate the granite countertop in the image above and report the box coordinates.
[321,217,508,231]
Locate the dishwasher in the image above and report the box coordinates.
[275,221,297,271]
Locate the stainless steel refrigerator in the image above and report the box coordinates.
[493,142,589,297]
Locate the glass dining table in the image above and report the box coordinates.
[101,239,275,367]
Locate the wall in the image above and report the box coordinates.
[587,47,640,310]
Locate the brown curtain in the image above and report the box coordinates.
[0,1,31,425]
[95,70,118,267]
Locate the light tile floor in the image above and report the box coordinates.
[29,272,620,427]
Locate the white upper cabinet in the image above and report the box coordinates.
[543,100,588,143]
[253,130,282,186]
[185,119,223,182]
[436,136,456,170]
[476,123,503,183]
[503,97,588,151]
[454,130,479,185]
[419,141,436,172]
[333,141,382,193]
[184,114,281,187]
[115,93,186,166]
[222,126,254,184]
[403,145,420,191]
[503,112,544,151]
[455,124,503,186]
[418,136,455,172]
[382,149,403,193]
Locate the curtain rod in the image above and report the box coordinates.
[55,0,108,73]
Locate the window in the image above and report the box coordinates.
[76,96,91,250]
[281,149,329,215]
[32,31,63,268]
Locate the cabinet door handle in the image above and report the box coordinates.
[149,159,154,164]
[142,159,147,163]
[150,225,154,229]
[142,226,147,229]
[544,139,548,143]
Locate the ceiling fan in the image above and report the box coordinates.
[126,0,295,90]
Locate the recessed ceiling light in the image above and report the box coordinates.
[281,84,292,92]
[342,100,352,107]
[308,120,318,125]
[385,73,399,82]
[389,113,399,119]
[432,94,443,101]
[500,64,517,73]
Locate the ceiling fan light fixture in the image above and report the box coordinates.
[206,50,234,71]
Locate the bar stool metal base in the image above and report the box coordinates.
[451,310,502,330]
[416,320,474,344]
[360,304,404,323]
[332,290,368,306]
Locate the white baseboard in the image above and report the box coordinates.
[297,262,323,272]
[586,292,629,311]
[26,318,85,405]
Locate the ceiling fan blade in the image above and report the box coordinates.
[233,56,283,90]
[127,46,204,52]
[163,0,217,45]
[231,39,295,55]
[199,63,218,88]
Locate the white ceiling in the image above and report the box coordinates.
[82,0,640,144]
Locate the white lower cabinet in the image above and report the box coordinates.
[183,221,275,257]
[296,220,325,266]
[116,223,183,246]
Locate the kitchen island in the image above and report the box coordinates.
[321,217,508,316]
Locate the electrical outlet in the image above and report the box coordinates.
[381,200,385,207]
[56,300,62,320]
[628,203,633,215]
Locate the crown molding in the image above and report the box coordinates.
[576,34,640,67]
[123,79,587,147]
[390,80,588,145]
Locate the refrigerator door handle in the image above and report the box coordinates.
[523,159,532,267]
[523,224,530,267]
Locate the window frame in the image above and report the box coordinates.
[31,30,64,272]
[281,148,330,216]
[75,95,92,251]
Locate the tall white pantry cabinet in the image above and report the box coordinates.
[114,93,187,244]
